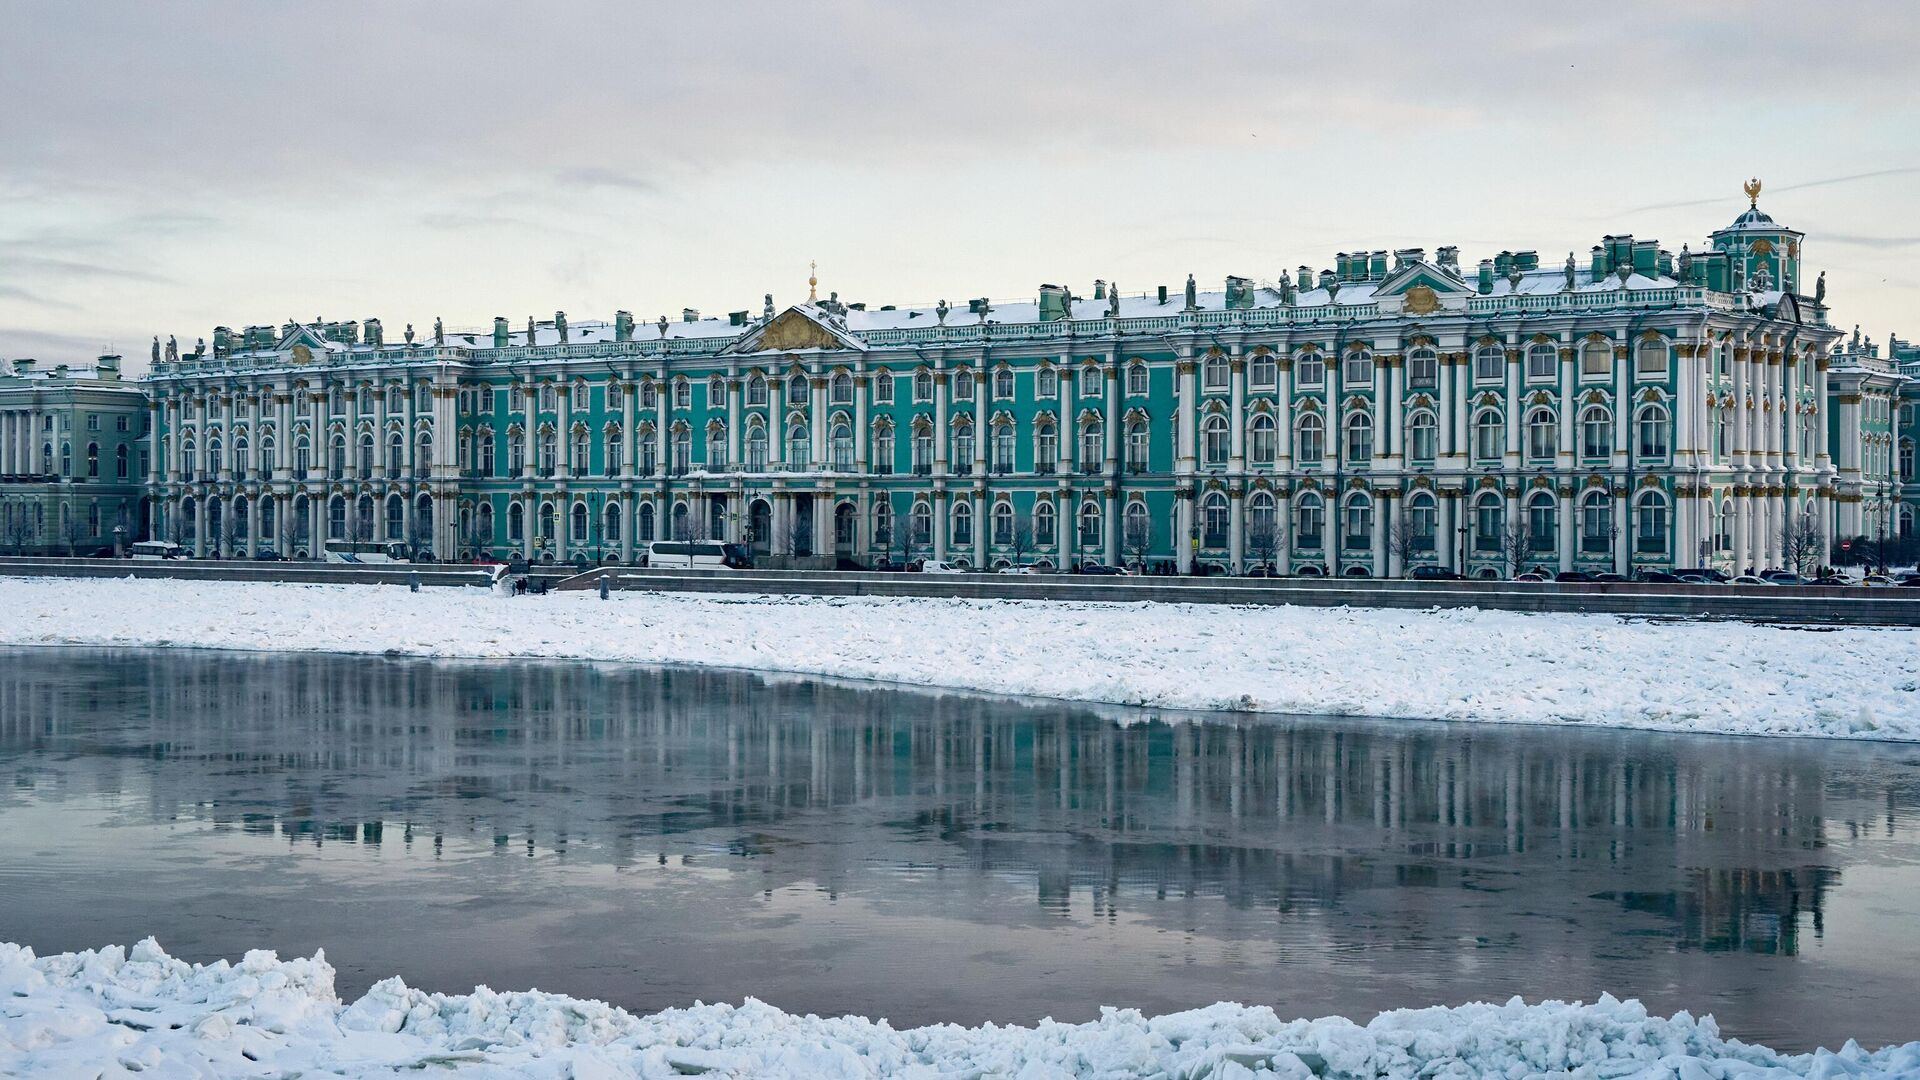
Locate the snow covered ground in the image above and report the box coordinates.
[2,938,1915,1079]
[0,575,1916,740]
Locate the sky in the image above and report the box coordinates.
[3,1,1917,371]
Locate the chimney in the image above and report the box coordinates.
[95,354,122,381]
[1038,283,1069,322]
[729,310,748,326]
[1477,259,1495,294]
[12,359,35,376]
[493,316,509,348]
[615,311,634,342]
[1157,284,1169,304]
[1092,279,1107,300]
[682,308,700,323]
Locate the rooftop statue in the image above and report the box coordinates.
[434,317,444,346]
[1184,274,1197,310]
[1814,271,1826,304]
[404,323,415,346]
[1108,282,1120,318]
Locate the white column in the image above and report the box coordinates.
[1057,488,1072,568]
[1228,487,1245,573]
[1558,489,1574,572]
[933,372,949,476]
[1229,353,1247,472]
[972,371,988,477]
[1177,356,1198,474]
[810,375,827,468]
[1504,344,1522,464]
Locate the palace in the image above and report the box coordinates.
[110,191,1911,574]
[0,355,150,554]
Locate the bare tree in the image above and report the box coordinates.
[7,507,39,555]
[222,509,247,559]
[1386,508,1422,577]
[62,511,89,557]
[1122,515,1152,571]
[1007,511,1034,568]
[353,503,374,543]
[1779,513,1823,578]
[410,506,434,561]
[280,512,306,561]
[1500,520,1533,579]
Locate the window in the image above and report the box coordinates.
[1473,494,1503,552]
[1474,344,1505,382]
[1126,418,1151,473]
[640,381,658,410]
[1408,412,1437,465]
[993,367,1014,400]
[1344,413,1373,465]
[1078,502,1101,547]
[1580,491,1612,553]
[540,384,556,412]
[1343,495,1372,550]
[706,424,727,470]
[115,415,128,433]
[746,423,768,471]
[786,424,808,468]
[1473,410,1503,462]
[1635,493,1668,554]
[1343,350,1373,386]
[1247,492,1277,555]
[329,497,347,541]
[831,372,853,405]
[1203,492,1229,548]
[1296,414,1324,465]
[1035,419,1058,474]
[1080,420,1103,473]
[874,371,894,403]
[914,369,934,403]
[1202,414,1229,467]
[86,442,99,478]
[604,504,622,544]
[1635,338,1668,378]
[538,430,556,476]
[911,425,932,474]
[873,423,895,475]
[709,376,725,404]
[1581,405,1613,459]
[1035,501,1055,546]
[787,376,808,405]
[606,429,624,476]
[1636,404,1670,461]
[831,422,854,471]
[1296,352,1325,388]
[1407,348,1438,389]
[1526,409,1556,462]
[910,502,930,545]
[571,503,589,543]
[1122,500,1150,554]
[638,503,655,543]
[993,501,1014,545]
[954,369,974,399]
[1296,494,1324,549]
[952,418,974,466]
[873,500,894,547]
[1037,367,1058,398]
[952,501,973,546]
[115,445,129,479]
[389,432,405,475]
[1250,352,1276,388]
[639,432,658,475]
[1249,413,1276,466]
[1127,362,1149,396]
[1406,493,1436,552]
[1527,343,1557,380]
[1082,364,1102,396]
[1527,493,1556,551]
[1203,352,1228,389]
[86,414,99,432]
[747,374,768,405]
[330,435,346,478]
[1581,340,1612,378]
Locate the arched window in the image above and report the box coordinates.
[1527,343,1557,380]
[706,423,727,470]
[911,423,933,475]
[1127,361,1149,396]
[86,442,99,478]
[1202,413,1229,466]
[1473,410,1503,462]
[830,422,854,471]
[746,374,767,405]
[207,437,223,476]
[115,444,129,479]
[992,500,1014,544]
[785,374,807,406]
[638,502,655,543]
[746,422,769,471]
[951,416,974,467]
[1125,417,1150,473]
[259,497,276,541]
[1078,501,1102,547]
[639,381,660,410]
[1407,348,1438,388]
[1343,493,1372,551]
[1344,412,1373,465]
[872,499,894,548]
[358,433,375,475]
[1343,350,1372,386]
[952,500,972,546]
[1407,411,1437,465]
[1295,351,1325,387]
[953,368,975,400]
[571,502,589,543]
[1901,438,1915,482]
[1635,403,1670,461]
[1037,367,1058,398]
[830,372,853,405]
[673,378,692,409]
[1295,493,1324,549]
[1635,338,1668,378]
[1526,408,1556,461]
[536,502,555,543]
[786,424,808,468]
[508,502,527,543]
[1527,491,1557,551]
[671,427,692,474]
[539,384,557,412]
[1473,492,1503,552]
[707,376,725,404]
[1203,352,1229,389]
[1079,418,1104,473]
[328,496,346,540]
[606,427,624,476]
[330,434,347,479]
[1249,413,1276,466]
[1717,501,1734,553]
[872,421,895,475]
[1202,491,1229,548]
[385,493,404,541]
[1034,418,1058,474]
[874,371,895,403]
[1634,491,1668,554]
[910,501,931,545]
[604,502,622,544]
[1581,339,1613,378]
[569,428,588,473]
[913,369,934,402]
[1405,491,1437,553]
[388,432,404,475]
[1581,405,1613,459]
[295,435,311,478]
[1296,413,1324,465]
[1474,344,1505,382]
[990,421,1014,474]
[1034,500,1055,546]
[993,367,1015,400]
[537,429,557,476]
[1247,491,1278,558]
[1250,351,1277,387]
[1580,490,1613,553]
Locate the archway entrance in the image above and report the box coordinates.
[748,499,772,556]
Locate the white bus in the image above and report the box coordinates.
[128,541,188,561]
[644,540,752,569]
[323,540,412,564]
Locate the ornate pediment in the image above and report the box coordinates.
[724,306,865,355]
[1372,261,1473,312]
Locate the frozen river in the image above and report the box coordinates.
[1,646,1916,1052]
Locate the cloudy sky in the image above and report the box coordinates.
[3,2,1917,369]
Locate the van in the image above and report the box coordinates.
[645,540,752,569]
[129,541,188,561]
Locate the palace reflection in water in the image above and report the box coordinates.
[0,648,1915,1049]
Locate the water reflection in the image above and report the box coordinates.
[0,648,1916,1049]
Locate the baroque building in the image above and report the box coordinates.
[139,190,1845,576]
[1824,328,1910,551]
[0,355,150,554]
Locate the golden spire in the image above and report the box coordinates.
[1743,177,1762,208]
[808,260,818,303]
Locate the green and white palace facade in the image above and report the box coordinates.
[138,195,1857,576]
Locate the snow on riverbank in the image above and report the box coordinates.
[1,575,1916,740]
[2,939,1915,1079]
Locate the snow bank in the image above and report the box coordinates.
[2,939,1915,1079]
[1,575,1916,740]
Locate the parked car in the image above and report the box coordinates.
[128,541,188,561]
[1672,567,1731,583]
[917,559,966,574]
[1860,574,1897,587]
[1554,570,1594,583]
[1409,565,1463,581]
[1633,570,1681,583]
[1244,565,1279,578]
[1728,574,1771,585]
[1900,574,1920,587]
[1512,571,1549,582]
[1590,572,1628,583]
[251,548,286,561]
[1811,575,1851,586]
[1675,573,1713,584]
[996,564,1038,575]
[1762,572,1809,585]
[1077,562,1129,575]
